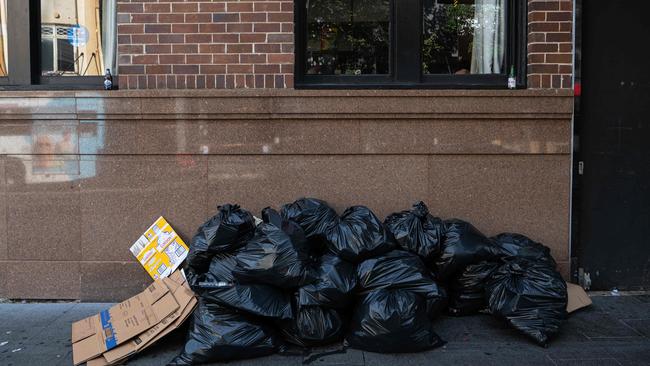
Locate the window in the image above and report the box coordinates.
[0,0,117,88]
[295,0,526,88]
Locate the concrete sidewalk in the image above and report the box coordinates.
[1,294,649,366]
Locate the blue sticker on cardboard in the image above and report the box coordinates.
[100,310,118,350]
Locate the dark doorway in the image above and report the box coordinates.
[574,1,650,290]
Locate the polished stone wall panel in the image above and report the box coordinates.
[0,90,573,299]
[80,262,152,302]
[426,155,571,262]
[207,155,429,218]
[2,261,81,299]
[79,156,208,261]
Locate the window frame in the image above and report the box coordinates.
[0,0,116,90]
[294,0,527,89]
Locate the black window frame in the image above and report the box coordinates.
[0,0,116,90]
[295,0,527,89]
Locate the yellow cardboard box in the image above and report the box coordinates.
[130,216,189,279]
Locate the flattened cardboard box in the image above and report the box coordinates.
[72,278,180,365]
[130,216,189,280]
[86,271,197,366]
[567,282,592,313]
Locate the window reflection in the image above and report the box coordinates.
[0,0,7,76]
[40,0,117,76]
[306,0,390,75]
[422,0,505,75]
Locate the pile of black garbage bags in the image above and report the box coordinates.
[170,199,568,365]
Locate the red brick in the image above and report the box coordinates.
[118,24,144,34]
[185,13,211,23]
[254,64,280,73]
[160,54,186,64]
[528,64,559,73]
[130,14,157,23]
[226,44,253,53]
[173,44,199,53]
[132,55,158,64]
[547,11,572,21]
[187,54,212,64]
[144,3,170,13]
[546,32,572,42]
[240,33,266,43]
[199,44,227,53]
[268,34,293,43]
[172,24,199,33]
[241,12,267,22]
[131,34,157,44]
[254,23,281,32]
[199,23,226,33]
[255,44,282,53]
[529,43,558,53]
[145,24,171,33]
[529,22,559,32]
[529,1,560,11]
[146,65,172,74]
[186,34,213,43]
[227,2,254,12]
[200,64,227,75]
[227,64,253,74]
[546,53,572,64]
[213,54,239,64]
[213,34,240,43]
[159,34,185,43]
[145,44,171,54]
[172,3,198,13]
[212,13,240,23]
[268,12,292,22]
[173,65,199,74]
[199,3,225,12]
[254,2,281,11]
[268,53,293,63]
[240,54,267,63]
[158,13,185,23]
[117,3,143,13]
[227,23,253,33]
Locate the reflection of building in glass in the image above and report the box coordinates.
[0,0,7,76]
[40,0,116,76]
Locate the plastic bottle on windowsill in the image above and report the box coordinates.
[507,65,517,89]
[104,69,113,90]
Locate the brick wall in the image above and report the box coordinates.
[117,0,294,89]
[116,0,574,89]
[527,0,574,88]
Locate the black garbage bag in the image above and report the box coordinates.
[326,206,396,262]
[346,288,445,353]
[185,204,255,276]
[491,233,557,267]
[485,258,568,346]
[384,201,445,264]
[278,303,346,348]
[169,299,280,365]
[281,197,339,239]
[232,208,315,289]
[298,254,357,309]
[197,252,293,319]
[356,250,447,318]
[447,261,500,316]
[435,219,502,281]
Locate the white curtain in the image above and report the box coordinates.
[470,0,505,74]
[0,0,8,76]
[102,0,117,74]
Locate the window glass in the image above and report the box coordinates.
[40,0,117,76]
[422,0,505,75]
[0,0,8,76]
[305,0,390,75]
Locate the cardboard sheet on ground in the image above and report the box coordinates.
[130,216,189,279]
[85,271,197,366]
[71,277,181,365]
[566,282,592,313]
